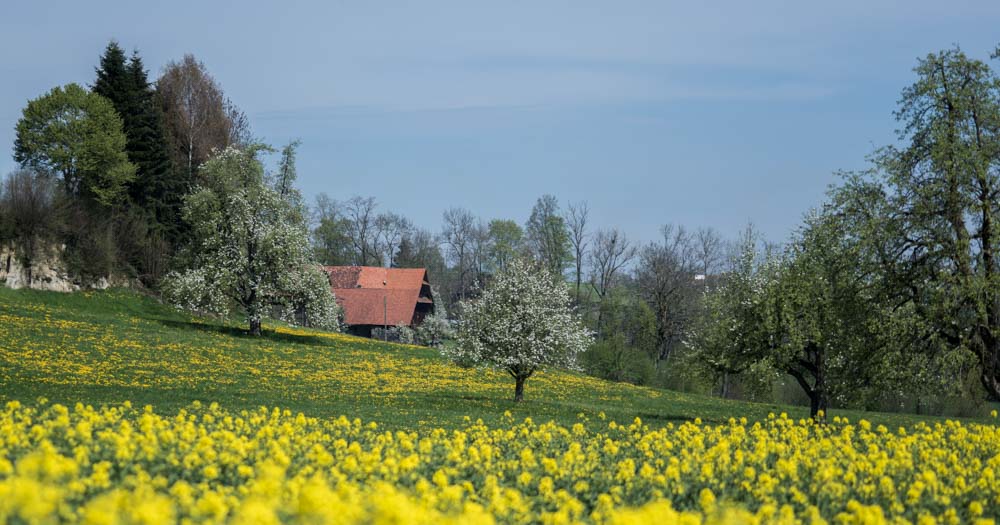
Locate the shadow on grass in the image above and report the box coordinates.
[155,319,335,347]
[433,392,496,403]
[635,411,698,424]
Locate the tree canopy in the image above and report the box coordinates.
[162,144,338,335]
[93,41,176,235]
[14,83,135,208]
[449,258,592,401]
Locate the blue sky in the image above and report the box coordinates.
[2,1,999,244]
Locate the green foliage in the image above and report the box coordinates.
[311,194,355,265]
[525,195,572,278]
[771,211,895,413]
[125,54,178,235]
[273,140,303,205]
[689,214,900,417]
[582,290,658,385]
[93,41,178,240]
[14,84,135,208]
[582,334,654,386]
[831,47,1000,402]
[92,41,131,109]
[487,219,524,272]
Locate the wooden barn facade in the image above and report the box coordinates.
[322,266,435,337]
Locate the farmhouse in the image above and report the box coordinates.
[323,266,435,337]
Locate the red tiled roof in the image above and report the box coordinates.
[322,266,431,326]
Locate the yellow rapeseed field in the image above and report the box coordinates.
[1,400,998,525]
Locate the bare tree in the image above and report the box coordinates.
[157,54,246,182]
[374,212,412,267]
[566,201,590,302]
[470,219,490,285]
[442,207,476,301]
[588,228,637,298]
[311,194,354,265]
[636,224,700,365]
[693,227,725,278]
[396,227,445,272]
[343,196,379,266]
[0,169,57,284]
[225,99,253,147]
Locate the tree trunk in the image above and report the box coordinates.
[249,317,262,336]
[811,347,827,419]
[980,368,1000,402]
[809,390,828,420]
[787,353,827,420]
[514,375,526,402]
[575,265,582,305]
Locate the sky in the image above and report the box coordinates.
[2,1,1000,245]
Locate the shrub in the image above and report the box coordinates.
[415,309,453,348]
[372,324,415,344]
[0,169,59,283]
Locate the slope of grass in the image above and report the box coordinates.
[0,287,984,430]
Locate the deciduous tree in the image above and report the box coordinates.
[157,54,246,186]
[566,201,589,302]
[635,225,699,365]
[312,194,354,266]
[487,219,523,272]
[14,84,135,208]
[691,212,899,418]
[525,195,571,279]
[835,47,1000,401]
[449,258,592,402]
[162,145,336,335]
[588,228,637,299]
[342,196,380,266]
[442,207,477,300]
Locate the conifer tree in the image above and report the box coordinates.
[92,41,176,237]
[124,52,177,235]
[92,41,131,110]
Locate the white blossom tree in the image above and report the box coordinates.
[277,265,343,330]
[162,144,339,335]
[448,258,593,401]
[415,295,453,348]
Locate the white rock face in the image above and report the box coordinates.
[0,244,80,292]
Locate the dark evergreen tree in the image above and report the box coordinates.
[394,237,417,268]
[92,41,131,110]
[92,41,177,239]
[124,52,178,236]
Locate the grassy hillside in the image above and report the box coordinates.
[0,287,982,430]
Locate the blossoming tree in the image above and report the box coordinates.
[162,144,340,335]
[450,258,592,401]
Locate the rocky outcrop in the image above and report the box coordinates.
[0,244,116,292]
